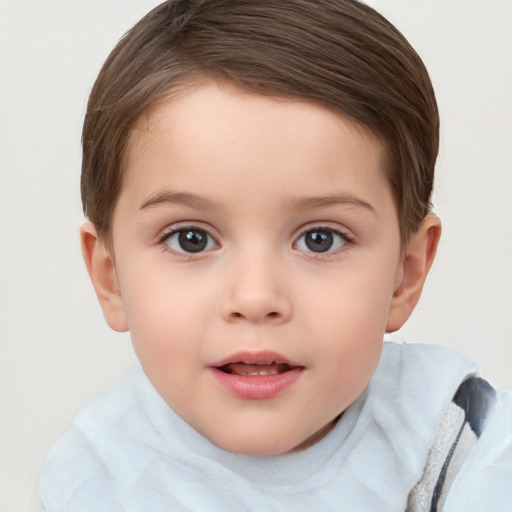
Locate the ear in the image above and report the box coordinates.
[80,222,129,332]
[386,214,441,333]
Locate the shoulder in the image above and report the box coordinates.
[38,364,157,511]
[372,342,480,413]
[443,385,512,511]
[39,427,120,512]
[381,343,512,511]
[380,341,478,374]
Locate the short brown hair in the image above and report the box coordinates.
[81,0,439,244]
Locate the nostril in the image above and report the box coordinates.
[229,311,280,320]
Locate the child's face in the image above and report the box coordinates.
[107,82,406,455]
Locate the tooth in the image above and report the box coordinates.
[227,368,284,376]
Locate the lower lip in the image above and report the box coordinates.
[209,367,303,400]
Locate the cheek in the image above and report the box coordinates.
[310,258,397,336]
[308,258,398,386]
[312,314,383,418]
[118,268,209,366]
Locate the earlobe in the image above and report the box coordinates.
[386,214,441,333]
[80,222,129,332]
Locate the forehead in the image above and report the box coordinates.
[128,80,381,154]
[121,81,390,213]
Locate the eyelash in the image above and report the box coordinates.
[294,225,353,256]
[158,225,218,257]
[157,224,354,257]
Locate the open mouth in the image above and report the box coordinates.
[210,352,303,399]
[218,362,294,376]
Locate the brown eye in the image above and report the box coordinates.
[164,228,216,253]
[304,230,334,253]
[295,228,348,254]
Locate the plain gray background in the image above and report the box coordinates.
[1,1,511,510]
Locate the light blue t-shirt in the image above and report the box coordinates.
[39,343,512,511]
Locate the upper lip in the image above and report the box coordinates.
[209,350,302,368]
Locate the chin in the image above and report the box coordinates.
[210,431,301,456]
[202,416,341,456]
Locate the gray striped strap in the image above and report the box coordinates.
[407,377,496,512]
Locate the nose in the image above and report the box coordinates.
[220,254,292,324]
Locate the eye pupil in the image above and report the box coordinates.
[178,230,208,252]
[305,230,333,253]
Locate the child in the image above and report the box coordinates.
[39,0,512,510]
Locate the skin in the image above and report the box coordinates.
[82,81,440,455]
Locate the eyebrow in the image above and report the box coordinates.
[139,190,377,216]
[139,191,221,211]
[285,194,377,216]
